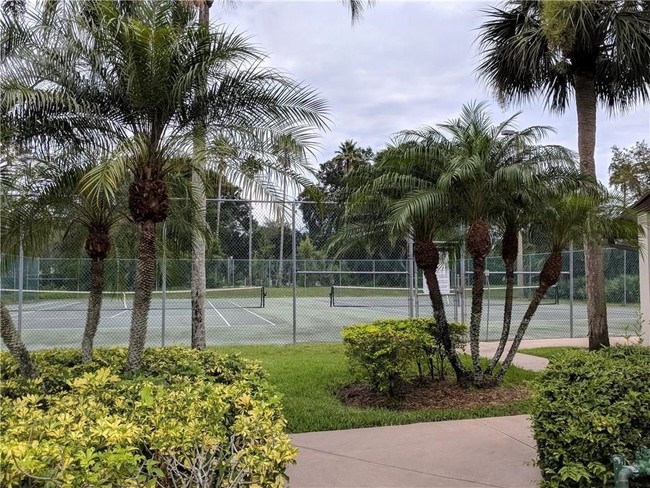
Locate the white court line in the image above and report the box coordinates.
[21,301,82,313]
[227,301,276,326]
[208,300,232,327]
[109,309,129,319]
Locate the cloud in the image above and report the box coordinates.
[213,1,650,178]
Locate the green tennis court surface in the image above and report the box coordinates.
[1,286,640,350]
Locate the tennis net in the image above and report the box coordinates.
[0,286,266,311]
[329,284,559,308]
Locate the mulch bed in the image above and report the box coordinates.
[335,379,531,410]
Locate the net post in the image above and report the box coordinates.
[261,286,266,308]
[329,285,335,307]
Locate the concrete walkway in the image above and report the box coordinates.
[286,337,639,487]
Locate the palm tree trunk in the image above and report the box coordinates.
[465,219,491,375]
[575,72,609,351]
[191,132,207,350]
[277,176,287,286]
[81,259,104,362]
[1,300,38,378]
[486,227,518,375]
[414,241,470,385]
[190,0,211,350]
[126,221,156,371]
[496,250,562,380]
[468,255,486,374]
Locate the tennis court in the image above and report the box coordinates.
[2,284,640,350]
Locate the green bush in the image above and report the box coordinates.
[0,347,296,487]
[531,346,650,488]
[342,318,467,397]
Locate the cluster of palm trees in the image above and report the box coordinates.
[476,0,650,350]
[0,0,331,371]
[335,102,638,386]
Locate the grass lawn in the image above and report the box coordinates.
[212,343,538,433]
[519,346,585,360]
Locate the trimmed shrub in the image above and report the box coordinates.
[531,346,650,488]
[342,318,467,397]
[0,347,296,487]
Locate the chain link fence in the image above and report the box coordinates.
[1,200,642,350]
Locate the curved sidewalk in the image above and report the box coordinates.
[286,337,639,487]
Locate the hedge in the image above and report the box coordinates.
[531,346,650,488]
[342,318,467,397]
[0,347,296,487]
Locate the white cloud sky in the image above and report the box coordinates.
[214,0,650,184]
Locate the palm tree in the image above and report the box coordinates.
[495,188,640,379]
[0,145,131,362]
[0,300,38,378]
[186,0,372,345]
[333,139,368,174]
[3,0,328,370]
[431,102,576,377]
[369,140,471,384]
[271,132,318,286]
[477,0,650,350]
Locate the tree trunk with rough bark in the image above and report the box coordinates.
[126,221,156,371]
[497,250,563,379]
[82,259,104,362]
[575,72,610,351]
[486,225,517,375]
[1,300,38,378]
[465,219,491,375]
[414,240,470,385]
[191,130,207,350]
[190,0,210,350]
[277,177,287,286]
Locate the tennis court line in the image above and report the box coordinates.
[21,301,82,313]
[110,310,129,319]
[207,300,232,327]
[227,301,276,326]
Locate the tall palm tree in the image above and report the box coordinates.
[333,139,368,174]
[186,0,372,345]
[477,0,650,350]
[3,0,329,370]
[271,132,316,286]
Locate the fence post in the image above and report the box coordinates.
[569,243,574,338]
[485,270,490,341]
[623,250,627,305]
[248,207,253,286]
[459,225,466,326]
[407,237,415,318]
[18,238,24,335]
[161,222,166,347]
[291,202,297,344]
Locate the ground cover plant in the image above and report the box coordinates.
[531,346,650,488]
[212,343,538,433]
[0,347,296,487]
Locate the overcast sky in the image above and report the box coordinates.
[214,0,649,184]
